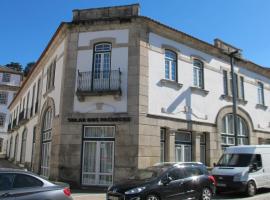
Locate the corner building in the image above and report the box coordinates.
[7,4,270,188]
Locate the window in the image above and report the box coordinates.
[0,138,3,153]
[82,126,115,186]
[41,108,53,177]
[251,154,262,170]
[239,76,245,100]
[165,50,177,81]
[200,134,206,164]
[168,168,185,181]
[31,84,36,117]
[193,59,204,88]
[0,173,14,191]
[175,132,192,162]
[160,128,166,162]
[2,73,11,82]
[257,82,265,105]
[35,78,41,114]
[223,70,228,95]
[93,43,112,79]
[13,174,43,188]
[0,113,6,127]
[0,91,8,104]
[184,166,204,177]
[46,60,56,91]
[221,114,249,148]
[20,129,27,164]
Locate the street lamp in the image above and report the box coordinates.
[229,50,239,146]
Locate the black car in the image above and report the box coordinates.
[107,162,216,200]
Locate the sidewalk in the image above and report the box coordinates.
[72,193,105,200]
[0,158,20,168]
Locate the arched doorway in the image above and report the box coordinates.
[40,107,53,177]
[20,129,27,164]
[221,114,249,150]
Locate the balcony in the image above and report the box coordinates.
[76,69,122,100]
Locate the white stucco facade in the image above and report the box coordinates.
[148,33,270,132]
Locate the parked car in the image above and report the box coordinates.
[0,168,73,200]
[107,162,216,200]
[212,145,270,196]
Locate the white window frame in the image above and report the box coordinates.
[193,59,204,88]
[165,50,177,81]
[257,82,265,105]
[0,91,8,105]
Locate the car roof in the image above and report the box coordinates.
[154,162,205,168]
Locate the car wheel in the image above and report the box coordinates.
[246,181,256,197]
[201,187,212,200]
[146,194,160,200]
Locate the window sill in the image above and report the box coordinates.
[220,94,248,105]
[159,79,183,90]
[190,86,209,96]
[256,104,268,110]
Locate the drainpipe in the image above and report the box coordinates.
[229,50,239,146]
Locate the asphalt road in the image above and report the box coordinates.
[72,188,270,200]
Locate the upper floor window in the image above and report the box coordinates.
[46,60,56,91]
[2,73,10,83]
[0,113,6,127]
[165,50,177,81]
[0,91,8,105]
[193,59,204,89]
[93,43,112,79]
[257,82,265,105]
[223,70,245,100]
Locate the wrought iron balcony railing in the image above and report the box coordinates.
[77,69,121,97]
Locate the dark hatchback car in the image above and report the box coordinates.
[0,168,73,200]
[107,162,216,200]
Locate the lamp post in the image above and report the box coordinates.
[229,50,239,146]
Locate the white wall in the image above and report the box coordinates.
[74,29,129,113]
[148,32,270,132]
[0,73,21,86]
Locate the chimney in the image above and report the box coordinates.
[72,4,140,22]
[214,39,243,58]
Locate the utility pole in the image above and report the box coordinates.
[229,50,239,146]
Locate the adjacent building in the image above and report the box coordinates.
[6,4,270,188]
[0,66,22,158]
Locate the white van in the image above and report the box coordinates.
[212,145,270,196]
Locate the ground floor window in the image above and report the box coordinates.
[160,128,166,162]
[200,133,206,164]
[82,126,115,186]
[0,138,3,153]
[14,134,19,160]
[175,131,192,162]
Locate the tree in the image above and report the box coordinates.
[24,62,35,77]
[5,62,23,72]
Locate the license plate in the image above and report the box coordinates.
[108,195,119,200]
[217,183,226,187]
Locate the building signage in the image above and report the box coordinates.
[67,117,131,123]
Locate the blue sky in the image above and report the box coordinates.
[0,0,269,68]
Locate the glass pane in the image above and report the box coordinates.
[175,132,191,142]
[175,146,183,162]
[99,175,112,185]
[165,60,170,79]
[13,174,43,188]
[82,174,95,185]
[103,53,110,78]
[100,142,113,173]
[84,126,115,138]
[171,61,176,81]
[83,142,96,173]
[228,137,235,145]
[200,145,206,164]
[160,142,164,162]
[184,145,192,162]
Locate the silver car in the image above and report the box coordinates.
[0,168,73,200]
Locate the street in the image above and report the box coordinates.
[72,189,270,200]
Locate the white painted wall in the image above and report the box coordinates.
[74,29,129,113]
[0,73,21,86]
[8,38,66,163]
[148,32,270,132]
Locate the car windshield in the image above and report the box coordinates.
[217,153,253,167]
[128,167,166,181]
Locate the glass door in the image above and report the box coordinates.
[82,141,114,186]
